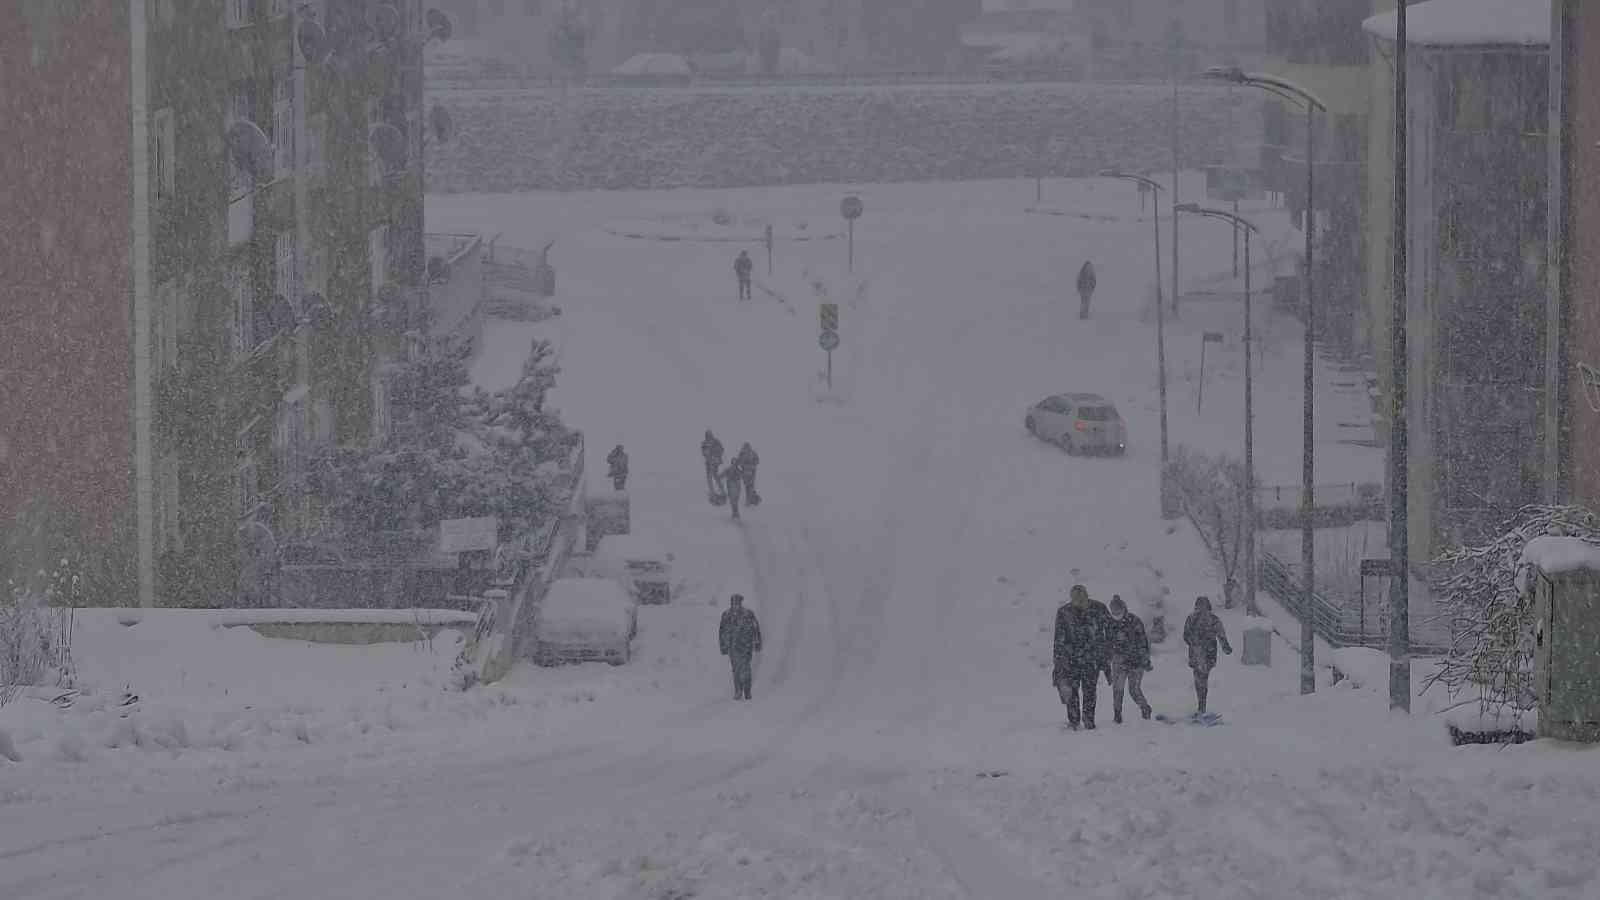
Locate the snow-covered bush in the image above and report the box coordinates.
[0,585,75,708]
[1426,505,1600,717]
[1164,445,1257,615]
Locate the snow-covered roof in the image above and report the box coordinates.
[1363,0,1549,48]
[613,53,692,76]
[1520,536,1600,575]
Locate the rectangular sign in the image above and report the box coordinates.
[820,303,838,333]
[439,516,499,554]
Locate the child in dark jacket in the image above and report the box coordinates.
[1106,594,1153,722]
[1183,596,1233,714]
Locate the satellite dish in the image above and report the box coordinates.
[426,8,453,42]
[430,103,454,143]
[373,3,402,43]
[225,120,273,181]
[369,122,407,175]
[295,18,329,65]
[427,255,450,284]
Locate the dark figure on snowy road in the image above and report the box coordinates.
[720,462,743,521]
[734,442,760,506]
[607,444,629,491]
[1183,596,1232,714]
[719,593,762,700]
[1053,584,1112,730]
[735,250,754,300]
[1106,595,1153,723]
[702,430,725,500]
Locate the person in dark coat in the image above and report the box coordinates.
[719,593,762,699]
[1183,596,1233,714]
[734,250,754,300]
[733,442,760,505]
[1106,594,1153,723]
[720,461,743,520]
[606,444,628,490]
[1053,584,1112,730]
[701,430,725,498]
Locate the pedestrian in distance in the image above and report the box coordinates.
[1183,596,1233,715]
[606,444,629,491]
[702,430,725,501]
[734,441,760,506]
[1053,584,1112,730]
[1106,594,1153,723]
[735,250,754,301]
[720,461,743,521]
[1076,260,1097,320]
[719,593,762,700]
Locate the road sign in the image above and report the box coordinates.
[820,303,838,332]
[1203,331,1225,343]
[841,195,863,220]
[440,516,499,554]
[819,330,840,351]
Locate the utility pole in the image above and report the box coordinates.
[1171,77,1181,316]
[1299,86,1318,696]
[1389,0,1412,713]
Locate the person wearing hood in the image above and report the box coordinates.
[733,442,760,506]
[1053,584,1112,730]
[606,444,628,490]
[1183,596,1232,714]
[701,430,725,498]
[720,460,744,521]
[1106,595,1153,723]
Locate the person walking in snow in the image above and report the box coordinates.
[1053,584,1112,730]
[1106,595,1153,723]
[733,441,760,506]
[606,444,629,491]
[719,593,762,700]
[734,250,754,300]
[720,461,744,521]
[1183,596,1232,714]
[701,430,725,500]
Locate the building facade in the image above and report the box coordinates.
[2,0,432,607]
[1364,0,1551,563]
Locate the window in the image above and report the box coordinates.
[225,81,256,198]
[238,453,260,517]
[371,374,392,444]
[155,280,179,372]
[152,108,175,203]
[227,264,256,357]
[273,68,294,180]
[274,386,310,464]
[369,225,390,298]
[366,98,383,186]
[150,0,176,29]
[1077,406,1115,422]
[225,0,251,29]
[313,399,335,444]
[303,113,327,178]
[274,232,296,307]
[157,455,181,554]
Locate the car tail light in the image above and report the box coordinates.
[1075,420,1087,431]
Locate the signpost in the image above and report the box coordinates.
[1197,331,1225,413]
[820,301,841,390]
[841,195,863,272]
[765,223,774,275]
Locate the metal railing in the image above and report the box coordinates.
[1259,552,1448,654]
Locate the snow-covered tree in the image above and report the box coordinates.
[1164,445,1258,615]
[1426,505,1600,716]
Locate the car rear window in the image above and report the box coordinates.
[1076,406,1115,421]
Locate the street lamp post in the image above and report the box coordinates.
[1200,66,1327,694]
[1101,171,1171,490]
[1177,204,1261,617]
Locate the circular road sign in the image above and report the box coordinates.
[819,330,840,351]
[841,195,863,220]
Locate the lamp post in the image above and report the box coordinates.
[1177,203,1261,617]
[1200,65,1327,694]
[1389,0,1411,713]
[1101,171,1171,489]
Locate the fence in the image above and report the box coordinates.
[1259,552,1449,655]
[1253,481,1384,529]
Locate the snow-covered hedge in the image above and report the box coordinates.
[425,83,1247,193]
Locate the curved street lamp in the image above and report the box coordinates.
[1177,203,1261,620]
[1199,65,1326,695]
[1101,171,1171,497]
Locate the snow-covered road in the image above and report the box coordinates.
[6,179,1597,900]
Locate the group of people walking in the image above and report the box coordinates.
[1053,585,1232,730]
[702,430,760,521]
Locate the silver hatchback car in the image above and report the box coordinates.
[1025,393,1127,456]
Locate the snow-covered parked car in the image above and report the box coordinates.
[593,534,673,605]
[531,578,638,667]
[1025,392,1127,456]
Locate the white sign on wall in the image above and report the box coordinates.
[439,516,499,554]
